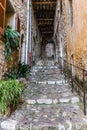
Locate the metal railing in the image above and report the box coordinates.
[59,57,87,115]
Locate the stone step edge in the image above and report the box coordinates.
[29,80,68,85]
[1,119,87,130]
[32,66,58,68]
[26,97,80,105]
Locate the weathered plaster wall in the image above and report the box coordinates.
[54,0,87,73]
[65,0,87,69]
[9,0,27,33]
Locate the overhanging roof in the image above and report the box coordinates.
[32,0,57,38]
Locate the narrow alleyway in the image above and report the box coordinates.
[1,60,87,130]
[1,0,87,129]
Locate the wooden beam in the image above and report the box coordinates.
[32,2,56,5]
[37,23,53,25]
[34,10,55,14]
[37,18,54,21]
[42,32,53,34]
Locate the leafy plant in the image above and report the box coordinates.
[4,25,20,60]
[17,62,31,78]
[4,62,31,79]
[4,69,17,79]
[0,80,23,114]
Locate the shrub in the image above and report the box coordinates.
[0,80,24,114]
[4,62,31,79]
[17,62,31,78]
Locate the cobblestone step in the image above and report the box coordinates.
[23,82,78,104]
[1,120,87,130]
[32,66,58,69]
[31,65,60,73]
[1,104,87,130]
[26,96,80,105]
[29,81,68,85]
[30,70,65,82]
[34,80,67,85]
[1,60,87,130]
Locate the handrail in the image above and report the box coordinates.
[59,57,87,115]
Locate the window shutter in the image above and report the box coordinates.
[16,14,20,33]
[0,0,6,7]
[0,0,6,34]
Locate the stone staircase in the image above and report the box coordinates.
[1,60,87,130]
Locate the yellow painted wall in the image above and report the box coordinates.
[65,0,87,69]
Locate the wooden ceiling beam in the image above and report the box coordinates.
[37,23,53,25]
[37,18,54,21]
[40,29,53,32]
[42,31,53,34]
[32,2,56,5]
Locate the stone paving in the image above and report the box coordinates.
[1,60,87,130]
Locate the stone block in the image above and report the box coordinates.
[26,99,36,105]
[59,98,70,103]
[1,119,18,130]
[47,81,55,84]
[53,99,58,104]
[38,81,47,84]
[37,99,52,104]
[71,97,80,104]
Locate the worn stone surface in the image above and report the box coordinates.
[26,100,36,105]
[0,43,5,79]
[1,120,18,130]
[54,0,87,76]
[9,0,27,33]
[37,99,52,105]
[1,60,87,130]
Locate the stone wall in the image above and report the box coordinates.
[0,37,6,79]
[9,0,27,34]
[6,0,27,70]
[31,4,42,64]
[0,0,27,78]
[54,0,67,64]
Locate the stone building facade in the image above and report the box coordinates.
[54,0,87,74]
[54,0,67,66]
[0,0,27,78]
[65,0,87,70]
[31,4,42,65]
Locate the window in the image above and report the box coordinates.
[6,0,15,30]
[68,0,73,27]
[16,14,20,32]
[0,0,6,34]
[60,0,62,14]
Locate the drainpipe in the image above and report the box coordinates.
[25,0,30,64]
[29,0,32,53]
[28,0,32,66]
[25,0,32,65]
